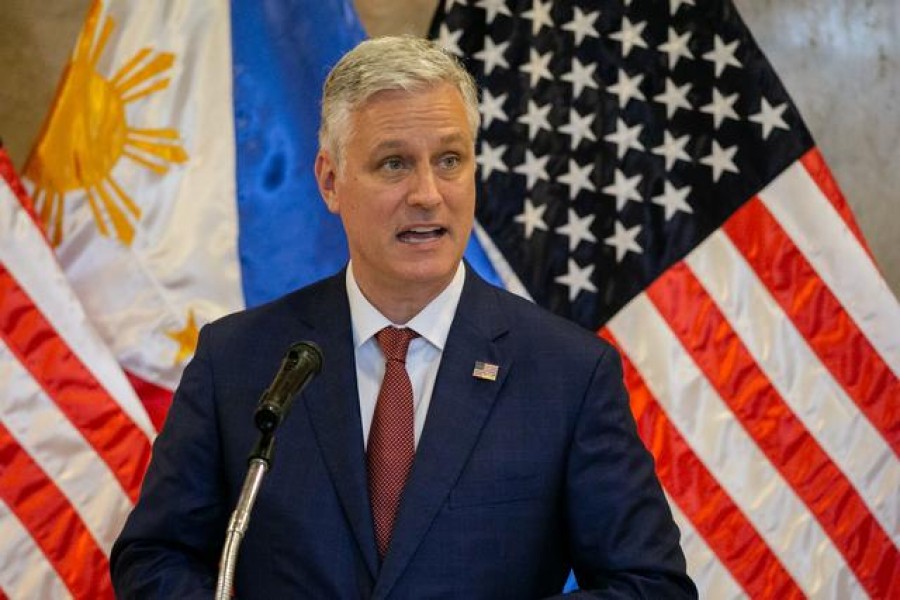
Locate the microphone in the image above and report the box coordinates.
[254,341,323,434]
[217,341,322,598]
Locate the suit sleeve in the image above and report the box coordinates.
[551,344,697,599]
[110,325,227,598]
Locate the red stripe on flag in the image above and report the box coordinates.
[600,328,804,598]
[0,264,151,502]
[125,370,173,432]
[0,422,114,599]
[799,148,874,261]
[646,263,898,598]
[723,198,899,454]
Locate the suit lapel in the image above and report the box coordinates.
[373,270,511,598]
[300,272,380,578]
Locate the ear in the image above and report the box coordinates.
[315,150,340,214]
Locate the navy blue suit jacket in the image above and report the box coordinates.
[111,267,695,598]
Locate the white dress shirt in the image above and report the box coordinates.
[346,262,465,449]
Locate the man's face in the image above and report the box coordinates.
[316,83,476,303]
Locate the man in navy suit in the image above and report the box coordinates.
[111,36,696,598]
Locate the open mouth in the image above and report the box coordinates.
[397,226,446,244]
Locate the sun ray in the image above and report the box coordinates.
[84,186,111,238]
[35,189,60,247]
[115,53,174,96]
[121,78,172,104]
[35,189,52,226]
[106,175,141,220]
[34,189,47,221]
[51,192,64,247]
[90,15,115,69]
[128,127,180,140]
[110,48,151,88]
[94,179,135,245]
[125,134,188,165]
[36,190,62,247]
[72,0,101,65]
[121,149,169,175]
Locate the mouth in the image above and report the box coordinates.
[397,225,447,244]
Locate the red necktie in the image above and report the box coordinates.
[368,326,419,559]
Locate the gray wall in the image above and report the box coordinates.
[734,0,899,296]
[2,0,897,296]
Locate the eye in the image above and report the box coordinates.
[438,154,461,170]
[378,156,406,173]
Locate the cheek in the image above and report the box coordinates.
[342,195,386,242]
[446,181,476,213]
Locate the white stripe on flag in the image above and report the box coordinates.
[759,162,900,375]
[608,293,863,597]
[0,499,71,600]
[688,229,899,541]
[0,181,154,439]
[667,497,746,600]
[0,339,134,554]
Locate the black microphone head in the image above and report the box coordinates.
[254,340,324,433]
[287,340,323,375]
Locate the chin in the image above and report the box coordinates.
[393,259,458,288]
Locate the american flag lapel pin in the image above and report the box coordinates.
[472,361,499,381]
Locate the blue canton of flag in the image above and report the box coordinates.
[433,0,809,327]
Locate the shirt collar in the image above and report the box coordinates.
[346,261,465,352]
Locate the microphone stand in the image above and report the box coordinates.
[214,432,276,600]
[213,340,322,598]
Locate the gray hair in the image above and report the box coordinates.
[318,36,480,167]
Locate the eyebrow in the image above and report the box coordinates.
[437,132,470,146]
[370,132,471,154]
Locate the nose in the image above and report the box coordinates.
[407,165,442,208]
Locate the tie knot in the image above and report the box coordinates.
[376,327,418,363]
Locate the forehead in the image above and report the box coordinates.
[349,83,473,141]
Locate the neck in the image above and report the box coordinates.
[352,268,458,325]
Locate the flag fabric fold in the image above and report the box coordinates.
[1,146,154,598]
[428,0,898,597]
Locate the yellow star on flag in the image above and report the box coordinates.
[165,309,199,366]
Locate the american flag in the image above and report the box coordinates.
[472,360,500,380]
[430,0,898,597]
[0,146,155,597]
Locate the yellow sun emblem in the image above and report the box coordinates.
[24,0,188,247]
